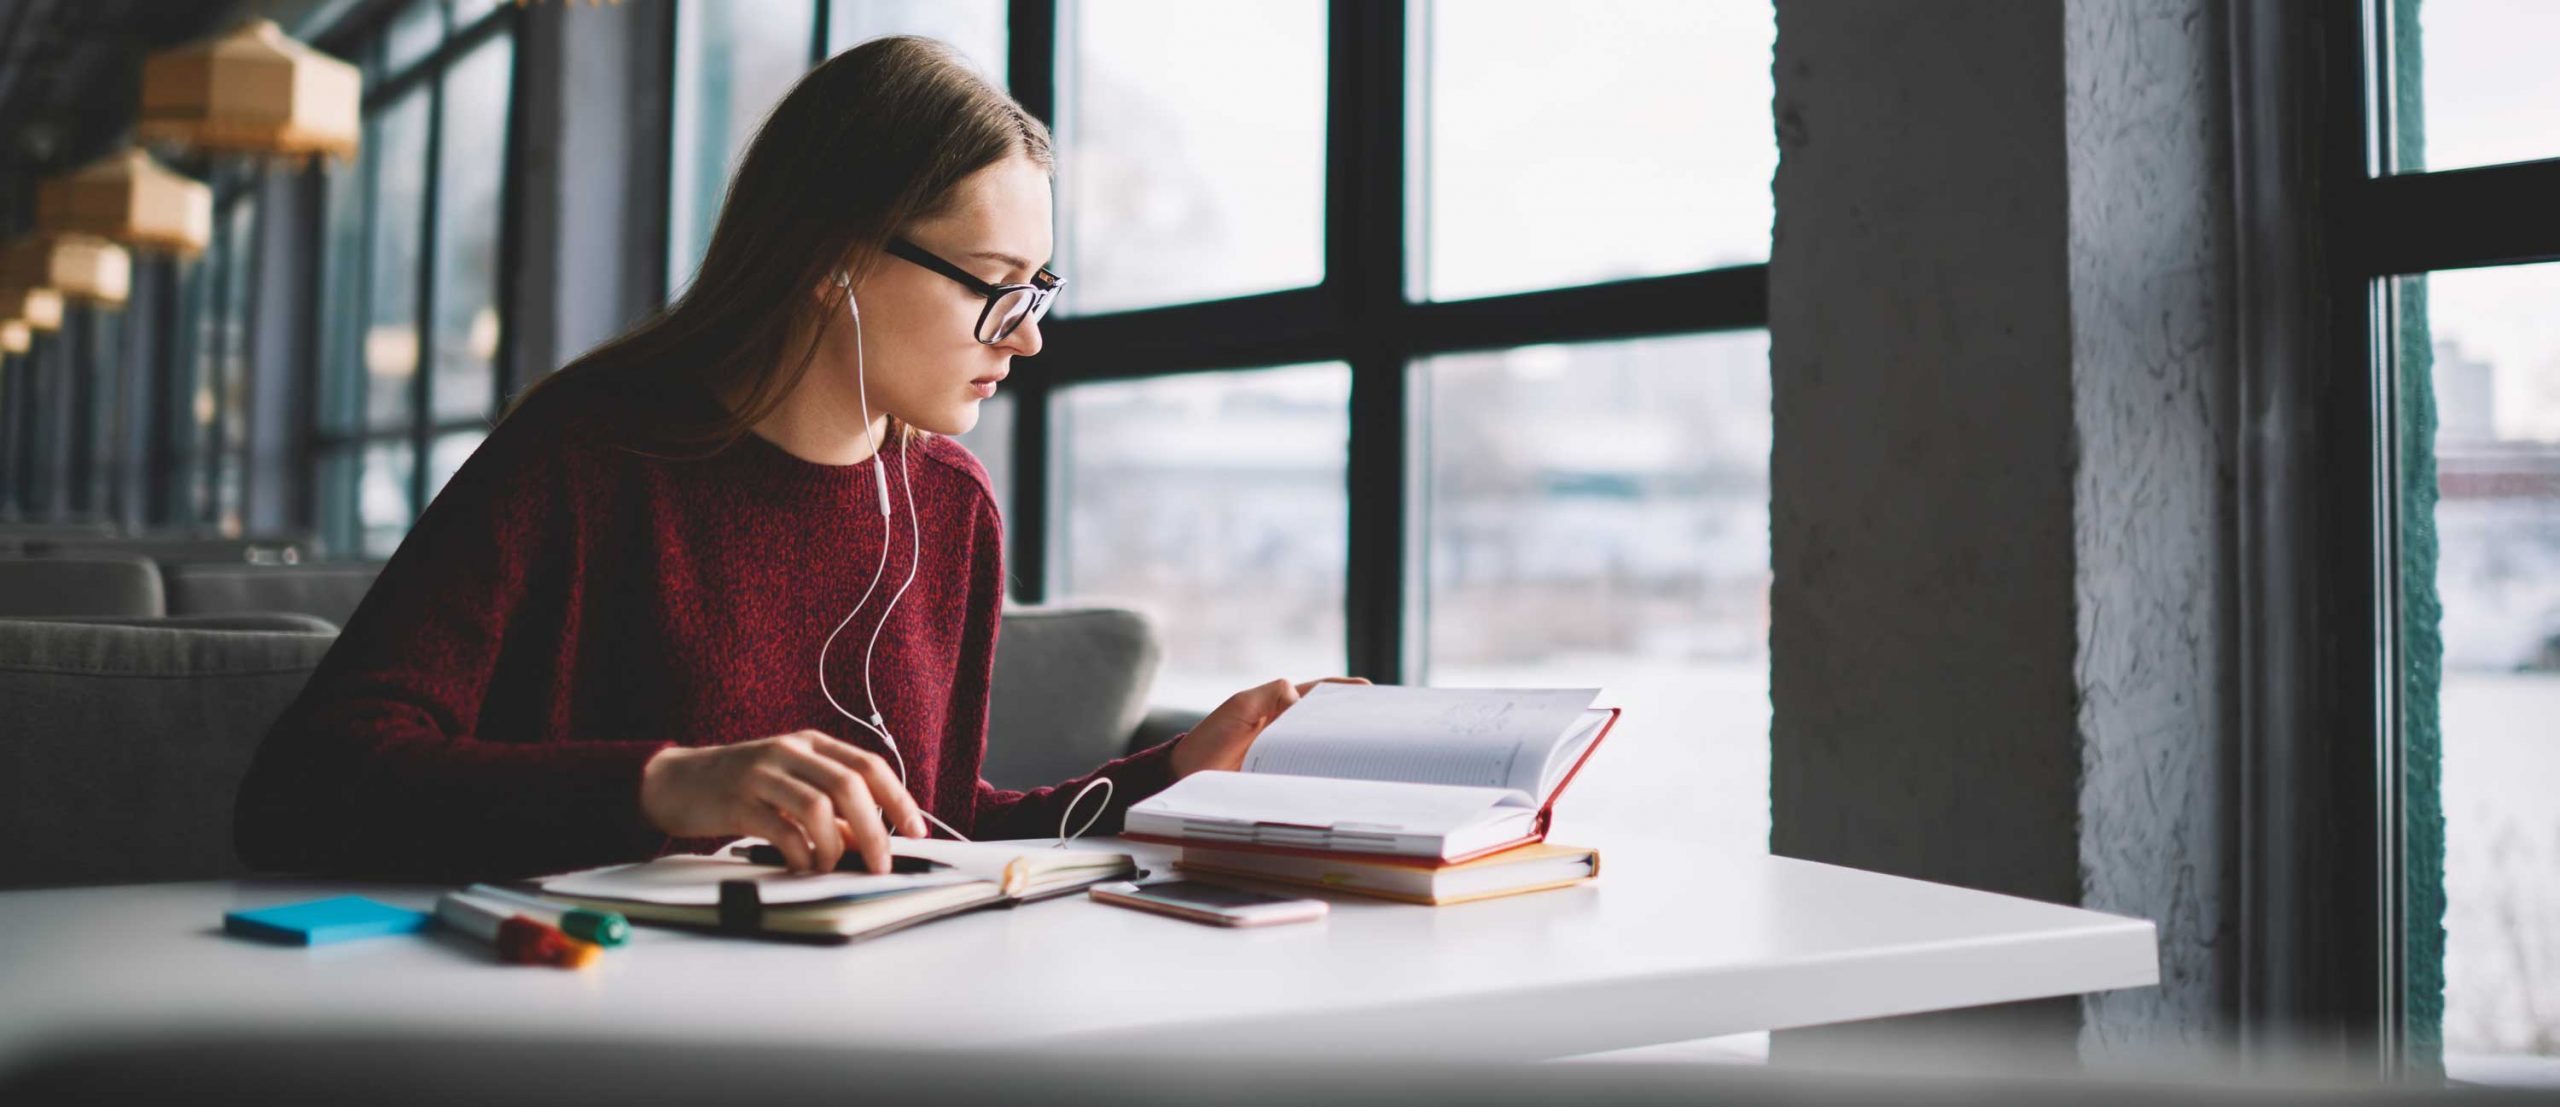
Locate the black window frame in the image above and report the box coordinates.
[2348,0,2560,1072]
[198,177,263,534]
[667,0,1773,684]
[306,0,523,558]
[2239,0,2560,1074]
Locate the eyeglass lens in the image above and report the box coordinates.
[980,286,1051,344]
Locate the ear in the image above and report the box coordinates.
[811,268,859,311]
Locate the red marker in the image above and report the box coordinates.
[434,891,598,968]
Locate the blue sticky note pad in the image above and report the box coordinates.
[224,896,431,947]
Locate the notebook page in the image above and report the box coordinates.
[1534,709,1615,800]
[1137,770,1529,831]
[894,837,1133,882]
[1241,685,1602,795]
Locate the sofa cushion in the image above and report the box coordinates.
[982,605,1162,791]
[33,613,339,633]
[0,557,164,619]
[163,562,384,627]
[28,537,307,565]
[0,619,336,889]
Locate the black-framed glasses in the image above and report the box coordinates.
[886,237,1063,346]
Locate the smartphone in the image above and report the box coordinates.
[1088,879,1328,927]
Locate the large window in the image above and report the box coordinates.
[206,195,259,534]
[158,179,260,535]
[1054,0,1327,314]
[2331,0,2560,1080]
[1053,364,1351,708]
[665,1,1779,850]
[2396,0,2560,174]
[2411,262,2560,1071]
[313,0,517,558]
[668,0,1007,296]
[1416,332,1770,846]
[1414,1,1774,301]
[1041,0,1775,855]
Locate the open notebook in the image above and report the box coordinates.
[1125,685,1618,863]
[533,837,1138,942]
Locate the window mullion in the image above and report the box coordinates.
[1008,0,1058,602]
[1333,0,1409,683]
[412,58,446,517]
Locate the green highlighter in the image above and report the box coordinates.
[464,883,632,947]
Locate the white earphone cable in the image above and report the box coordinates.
[816,277,897,750]
[814,275,1109,847]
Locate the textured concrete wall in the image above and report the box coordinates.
[1772,0,2234,1056]
[2064,0,2235,1052]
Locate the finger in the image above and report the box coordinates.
[744,802,814,873]
[835,781,892,875]
[1254,677,1297,714]
[803,742,929,839]
[755,771,843,873]
[1292,675,1371,696]
[788,752,898,870]
[787,754,879,845]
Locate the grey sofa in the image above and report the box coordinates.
[984,604,1166,789]
[162,562,384,628]
[0,521,119,557]
[16,536,309,565]
[0,557,166,619]
[0,616,339,888]
[0,588,1179,889]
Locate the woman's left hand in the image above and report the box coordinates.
[1170,676,1371,778]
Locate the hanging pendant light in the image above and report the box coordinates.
[34,148,213,258]
[0,320,28,354]
[1,235,132,307]
[0,286,64,333]
[136,20,361,162]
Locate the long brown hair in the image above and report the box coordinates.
[504,36,1051,453]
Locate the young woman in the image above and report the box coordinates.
[234,36,1358,882]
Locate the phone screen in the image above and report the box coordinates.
[1124,880,1305,911]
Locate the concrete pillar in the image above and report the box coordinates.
[1770,0,2234,1059]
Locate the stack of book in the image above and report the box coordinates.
[1124,685,1616,906]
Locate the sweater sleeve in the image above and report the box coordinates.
[232,411,672,882]
[949,478,1183,841]
[970,735,1184,841]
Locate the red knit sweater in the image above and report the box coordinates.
[233,379,1178,881]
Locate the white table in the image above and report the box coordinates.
[0,831,2156,1067]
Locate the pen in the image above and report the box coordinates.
[434,892,598,968]
[464,883,631,947]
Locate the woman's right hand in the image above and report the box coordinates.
[639,731,928,874]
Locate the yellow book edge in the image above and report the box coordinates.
[1175,848,1603,907]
